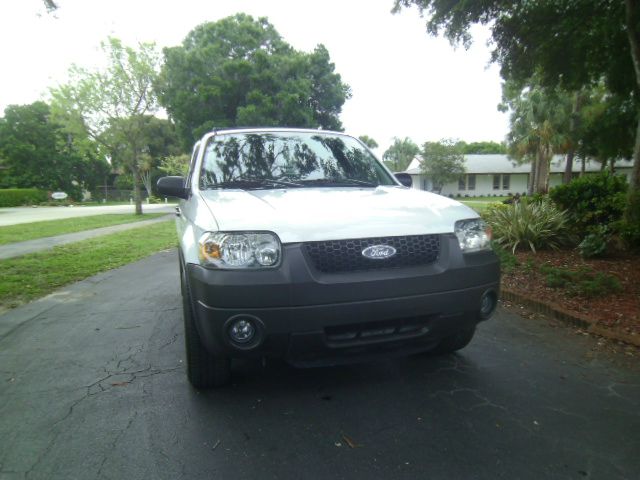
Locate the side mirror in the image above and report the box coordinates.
[394,173,413,188]
[157,176,188,199]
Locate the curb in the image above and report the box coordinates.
[501,289,640,348]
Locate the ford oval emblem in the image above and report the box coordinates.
[362,244,397,260]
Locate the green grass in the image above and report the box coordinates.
[0,213,166,245]
[79,201,141,206]
[459,196,537,212]
[460,197,506,213]
[0,221,177,310]
[459,196,509,203]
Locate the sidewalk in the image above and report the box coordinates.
[0,214,174,260]
[0,203,176,226]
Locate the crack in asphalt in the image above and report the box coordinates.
[21,362,180,479]
[159,333,179,350]
[95,411,139,479]
[428,387,507,412]
[0,302,60,342]
[603,382,640,404]
[543,406,590,422]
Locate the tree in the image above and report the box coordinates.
[500,81,572,194]
[42,0,57,11]
[157,14,351,148]
[0,101,108,199]
[159,154,190,177]
[382,137,420,171]
[358,135,379,149]
[50,37,161,214]
[420,139,466,192]
[458,141,506,154]
[104,116,181,198]
[392,0,640,222]
[578,86,635,172]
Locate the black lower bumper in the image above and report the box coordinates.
[186,235,500,365]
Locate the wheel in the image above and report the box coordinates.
[430,326,476,355]
[180,258,231,389]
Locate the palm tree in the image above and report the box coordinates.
[503,83,571,194]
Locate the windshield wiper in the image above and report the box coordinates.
[204,178,303,190]
[242,178,304,188]
[297,178,378,187]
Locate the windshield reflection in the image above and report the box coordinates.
[200,132,393,189]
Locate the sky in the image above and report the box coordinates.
[0,0,509,155]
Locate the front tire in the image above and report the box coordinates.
[430,326,476,355]
[181,259,231,389]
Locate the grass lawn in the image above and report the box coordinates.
[460,197,507,213]
[460,196,509,203]
[0,213,166,245]
[0,221,177,310]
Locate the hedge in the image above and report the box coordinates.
[0,189,48,207]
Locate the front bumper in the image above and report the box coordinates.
[186,234,500,365]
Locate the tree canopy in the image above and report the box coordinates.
[0,101,108,199]
[420,139,466,192]
[382,137,420,171]
[104,115,181,197]
[393,0,640,222]
[50,37,162,213]
[457,140,506,155]
[157,14,351,147]
[358,135,379,149]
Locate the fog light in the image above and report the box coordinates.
[480,290,497,319]
[229,318,256,344]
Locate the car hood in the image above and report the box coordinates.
[198,186,477,243]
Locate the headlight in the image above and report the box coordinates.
[454,218,492,253]
[198,232,281,268]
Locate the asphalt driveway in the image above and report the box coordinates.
[0,250,638,480]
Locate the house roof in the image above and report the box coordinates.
[405,155,634,175]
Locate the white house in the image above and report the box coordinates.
[404,155,635,197]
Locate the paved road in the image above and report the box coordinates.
[0,250,638,480]
[0,204,176,227]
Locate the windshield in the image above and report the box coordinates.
[199,131,395,189]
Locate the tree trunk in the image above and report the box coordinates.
[624,0,640,223]
[535,147,550,194]
[141,169,152,198]
[132,163,143,215]
[528,155,537,195]
[563,92,582,184]
[627,115,640,223]
[563,151,574,184]
[581,155,586,176]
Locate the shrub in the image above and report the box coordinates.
[577,225,610,258]
[484,199,572,253]
[491,242,519,273]
[538,264,622,298]
[617,219,640,251]
[549,172,627,235]
[0,188,48,207]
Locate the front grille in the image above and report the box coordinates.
[303,234,440,273]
